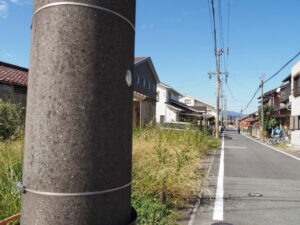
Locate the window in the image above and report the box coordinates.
[294,75,300,97]
[148,81,151,89]
[143,78,146,87]
[136,75,140,84]
[291,116,300,130]
[184,99,191,105]
[152,84,156,92]
[0,84,13,93]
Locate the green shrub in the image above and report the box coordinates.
[0,100,24,140]
[0,139,23,223]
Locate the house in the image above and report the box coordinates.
[240,114,253,128]
[240,112,260,138]
[257,81,291,138]
[156,83,183,123]
[156,84,208,126]
[289,61,300,147]
[0,59,160,129]
[276,75,292,131]
[180,95,216,117]
[0,61,28,106]
[180,95,216,127]
[133,57,160,127]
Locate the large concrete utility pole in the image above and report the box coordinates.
[209,49,227,138]
[20,1,136,224]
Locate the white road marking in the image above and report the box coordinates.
[187,150,216,225]
[241,133,300,161]
[213,133,225,221]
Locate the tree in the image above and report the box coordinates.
[258,105,278,134]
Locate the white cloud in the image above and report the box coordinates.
[3,52,14,58]
[9,0,29,5]
[141,24,155,29]
[0,0,8,19]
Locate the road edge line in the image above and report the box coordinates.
[241,133,300,161]
[187,148,217,225]
[212,133,225,221]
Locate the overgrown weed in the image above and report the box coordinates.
[132,126,219,224]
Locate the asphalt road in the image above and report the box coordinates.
[189,128,300,225]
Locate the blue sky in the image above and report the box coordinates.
[0,0,299,113]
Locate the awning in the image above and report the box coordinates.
[133,91,147,101]
[274,104,291,111]
[166,103,182,112]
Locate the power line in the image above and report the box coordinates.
[210,0,218,53]
[243,51,300,112]
[218,0,224,50]
[207,0,215,50]
[225,0,230,71]
[243,86,260,112]
[264,50,300,84]
[225,80,236,101]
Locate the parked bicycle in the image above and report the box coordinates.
[267,136,287,145]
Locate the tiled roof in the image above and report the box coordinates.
[0,62,28,86]
[0,58,151,86]
[190,106,207,113]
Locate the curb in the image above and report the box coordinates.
[187,149,217,225]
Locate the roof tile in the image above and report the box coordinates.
[0,62,28,86]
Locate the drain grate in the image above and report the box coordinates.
[211,223,233,225]
[248,193,263,197]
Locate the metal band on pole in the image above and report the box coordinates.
[32,2,135,31]
[17,182,131,197]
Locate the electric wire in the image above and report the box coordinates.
[225,80,237,101]
[243,51,300,112]
[210,0,218,55]
[207,0,215,49]
[243,86,260,112]
[226,0,230,71]
[264,50,300,84]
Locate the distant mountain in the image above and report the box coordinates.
[222,111,249,118]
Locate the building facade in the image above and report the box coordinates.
[290,61,300,147]
[156,83,183,123]
[180,95,216,117]
[0,61,28,106]
[133,57,160,127]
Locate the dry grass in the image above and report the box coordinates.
[132,127,219,224]
[0,126,219,225]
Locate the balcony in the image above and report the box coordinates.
[294,87,300,98]
[280,85,291,103]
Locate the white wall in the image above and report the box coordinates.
[166,106,178,122]
[290,61,300,147]
[180,96,194,106]
[156,85,167,123]
[291,130,300,146]
[180,95,217,117]
[156,84,181,123]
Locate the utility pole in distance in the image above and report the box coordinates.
[224,98,227,127]
[260,74,265,142]
[21,1,136,225]
[209,49,228,138]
